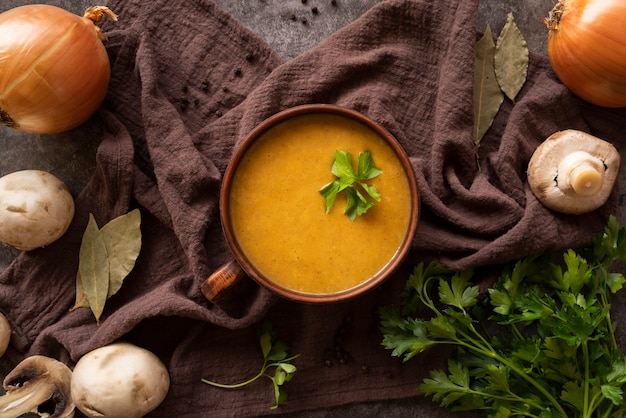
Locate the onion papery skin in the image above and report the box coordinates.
[546,0,626,108]
[0,5,112,134]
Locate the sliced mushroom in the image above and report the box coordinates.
[527,130,621,214]
[0,355,74,418]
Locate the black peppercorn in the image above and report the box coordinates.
[312,6,319,14]
[179,97,189,111]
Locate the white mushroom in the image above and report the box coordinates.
[0,355,74,418]
[0,313,11,357]
[527,130,621,214]
[71,342,170,418]
[0,170,75,251]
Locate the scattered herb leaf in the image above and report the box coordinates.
[474,24,504,148]
[319,150,382,221]
[495,13,529,102]
[72,209,142,323]
[201,320,301,410]
[380,215,626,418]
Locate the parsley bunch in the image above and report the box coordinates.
[201,321,300,410]
[380,216,626,417]
[319,150,382,221]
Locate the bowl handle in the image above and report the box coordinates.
[201,258,247,302]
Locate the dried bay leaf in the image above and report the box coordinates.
[71,273,89,309]
[474,24,504,147]
[78,214,110,323]
[100,208,141,298]
[494,13,529,102]
[73,209,142,322]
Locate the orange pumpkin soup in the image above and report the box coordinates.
[228,113,413,295]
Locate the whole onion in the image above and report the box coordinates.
[545,0,626,108]
[0,5,117,134]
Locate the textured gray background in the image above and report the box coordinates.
[0,1,620,417]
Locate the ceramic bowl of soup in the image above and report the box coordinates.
[201,104,419,303]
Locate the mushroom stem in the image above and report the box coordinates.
[557,151,605,196]
[0,355,74,418]
[0,382,60,418]
[527,129,620,214]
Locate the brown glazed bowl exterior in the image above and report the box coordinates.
[219,104,419,303]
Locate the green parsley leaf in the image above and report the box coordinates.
[438,270,479,311]
[380,215,626,418]
[420,361,473,407]
[320,150,382,221]
[601,384,623,406]
[561,381,584,410]
[379,306,436,361]
[357,150,383,179]
[485,363,510,393]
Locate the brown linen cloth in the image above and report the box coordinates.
[2,0,626,416]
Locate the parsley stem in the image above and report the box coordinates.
[497,354,568,417]
[201,367,266,388]
[509,323,525,341]
[588,390,608,418]
[452,333,568,418]
[430,297,567,417]
[582,340,591,418]
[201,355,300,389]
[462,385,545,415]
[600,289,618,350]
[455,333,492,357]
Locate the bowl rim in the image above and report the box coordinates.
[219,104,420,303]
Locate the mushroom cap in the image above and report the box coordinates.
[0,355,74,418]
[0,170,75,251]
[71,342,170,418]
[527,130,621,214]
[0,313,10,357]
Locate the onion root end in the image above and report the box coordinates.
[0,108,17,130]
[83,6,118,40]
[544,0,565,31]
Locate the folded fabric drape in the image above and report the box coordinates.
[1,0,625,416]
